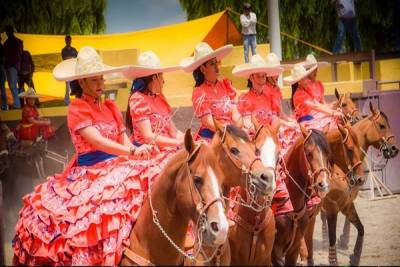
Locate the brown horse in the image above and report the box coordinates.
[328,103,398,265]
[121,129,229,266]
[299,122,365,265]
[228,123,280,266]
[272,126,331,266]
[186,122,278,266]
[332,88,362,124]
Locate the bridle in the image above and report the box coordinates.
[340,127,363,187]
[219,126,270,212]
[302,130,331,193]
[370,111,396,156]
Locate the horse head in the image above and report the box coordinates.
[211,120,276,199]
[365,102,398,159]
[176,129,229,247]
[299,125,331,198]
[337,123,365,186]
[334,88,361,124]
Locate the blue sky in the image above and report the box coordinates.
[105,0,187,33]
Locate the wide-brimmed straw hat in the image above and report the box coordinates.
[232,54,283,77]
[180,42,233,72]
[283,63,318,85]
[18,87,39,98]
[265,53,293,71]
[53,46,129,81]
[123,51,180,79]
[301,54,329,69]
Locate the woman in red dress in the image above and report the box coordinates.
[13,47,159,266]
[181,42,241,142]
[16,87,55,142]
[232,53,284,134]
[286,63,342,131]
[124,51,183,167]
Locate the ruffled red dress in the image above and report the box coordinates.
[13,94,164,265]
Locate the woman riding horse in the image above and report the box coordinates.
[181,42,241,142]
[13,47,159,265]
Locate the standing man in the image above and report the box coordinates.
[0,35,8,110]
[18,50,35,107]
[332,0,362,54]
[61,35,78,105]
[240,3,257,63]
[4,25,23,109]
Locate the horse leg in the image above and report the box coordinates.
[299,237,308,264]
[343,203,364,266]
[326,211,339,265]
[338,217,351,249]
[320,210,328,242]
[304,214,317,266]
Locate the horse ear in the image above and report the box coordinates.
[270,116,282,135]
[338,94,344,107]
[213,119,224,134]
[251,113,261,131]
[299,124,309,138]
[334,88,340,100]
[369,102,378,116]
[322,124,330,135]
[184,128,195,154]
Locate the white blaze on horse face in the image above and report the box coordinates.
[260,136,277,190]
[207,166,229,244]
[317,147,328,188]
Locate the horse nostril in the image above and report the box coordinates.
[318,182,327,189]
[357,177,364,185]
[210,221,219,233]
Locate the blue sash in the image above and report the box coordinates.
[78,150,117,166]
[198,128,215,139]
[298,115,314,123]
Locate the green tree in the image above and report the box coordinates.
[0,0,106,35]
[179,0,398,59]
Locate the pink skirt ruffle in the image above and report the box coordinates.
[13,149,174,266]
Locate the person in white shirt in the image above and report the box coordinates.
[240,3,257,63]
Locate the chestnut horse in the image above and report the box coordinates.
[332,88,362,124]
[331,103,398,265]
[299,122,365,265]
[186,122,278,266]
[121,129,229,266]
[272,126,331,266]
[228,123,280,266]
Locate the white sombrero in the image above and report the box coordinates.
[53,46,129,81]
[283,63,318,85]
[265,52,293,71]
[180,42,233,72]
[18,87,39,98]
[301,54,329,69]
[123,51,181,79]
[232,54,283,77]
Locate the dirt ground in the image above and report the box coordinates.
[311,192,400,266]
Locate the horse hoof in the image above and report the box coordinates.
[349,254,360,266]
[307,259,314,266]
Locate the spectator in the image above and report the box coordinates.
[18,50,35,107]
[240,3,257,63]
[0,35,7,110]
[332,0,362,54]
[4,25,23,109]
[61,35,78,105]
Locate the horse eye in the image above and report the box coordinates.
[379,124,385,129]
[193,176,203,189]
[230,147,240,155]
[255,148,261,156]
[348,149,354,158]
[341,103,347,107]
[306,152,313,159]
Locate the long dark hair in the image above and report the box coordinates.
[70,80,83,98]
[290,82,299,110]
[193,66,205,87]
[125,74,156,134]
[247,79,253,89]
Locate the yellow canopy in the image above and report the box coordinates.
[13,10,241,65]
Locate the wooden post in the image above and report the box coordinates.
[332,62,338,81]
[369,49,376,80]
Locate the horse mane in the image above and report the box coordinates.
[309,129,331,157]
[226,124,250,142]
